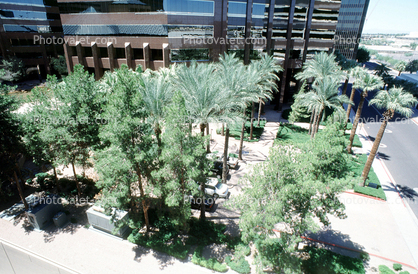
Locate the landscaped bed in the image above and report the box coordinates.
[217,120,266,142]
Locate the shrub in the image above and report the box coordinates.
[225,256,251,274]
[188,217,228,246]
[399,271,410,274]
[192,246,228,272]
[282,108,291,120]
[393,263,402,271]
[379,265,396,274]
[302,246,365,274]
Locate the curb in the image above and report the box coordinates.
[343,190,386,202]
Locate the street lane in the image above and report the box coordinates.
[346,85,418,217]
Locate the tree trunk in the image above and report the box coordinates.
[221,123,224,136]
[342,78,349,95]
[257,99,263,127]
[344,86,356,130]
[14,170,28,210]
[200,179,206,220]
[135,165,150,232]
[308,110,315,136]
[206,123,210,153]
[398,71,401,76]
[250,102,255,140]
[71,161,82,197]
[238,110,246,161]
[347,92,366,154]
[360,117,388,186]
[53,166,59,190]
[313,108,323,138]
[155,123,162,156]
[222,126,229,185]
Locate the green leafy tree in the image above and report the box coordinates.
[405,60,418,73]
[361,88,417,186]
[0,85,28,208]
[153,92,209,229]
[230,125,348,273]
[0,57,25,83]
[347,73,384,153]
[50,55,68,77]
[288,81,310,123]
[356,47,371,63]
[410,42,417,51]
[96,64,157,232]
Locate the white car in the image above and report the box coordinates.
[218,153,239,169]
[205,178,230,199]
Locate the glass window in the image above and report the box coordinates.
[115,48,125,58]
[0,10,47,20]
[163,0,214,16]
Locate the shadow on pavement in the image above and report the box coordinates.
[396,185,418,201]
[305,226,366,261]
[376,152,390,161]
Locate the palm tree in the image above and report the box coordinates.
[237,55,281,159]
[395,61,407,76]
[298,76,351,138]
[360,87,417,186]
[347,73,384,153]
[216,53,250,183]
[138,69,173,154]
[295,52,344,133]
[344,66,367,129]
[172,61,230,220]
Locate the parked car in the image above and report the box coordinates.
[205,178,230,199]
[189,195,215,211]
[206,151,229,178]
[219,153,239,169]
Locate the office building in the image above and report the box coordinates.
[335,0,370,60]
[0,0,64,76]
[58,0,341,108]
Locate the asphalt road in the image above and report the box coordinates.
[346,84,418,218]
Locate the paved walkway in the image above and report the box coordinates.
[306,104,418,274]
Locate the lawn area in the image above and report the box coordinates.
[350,154,386,200]
[217,120,266,142]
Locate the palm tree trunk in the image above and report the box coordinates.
[206,123,210,153]
[257,99,263,127]
[155,123,162,155]
[238,110,246,161]
[250,102,255,140]
[200,179,206,220]
[360,117,388,186]
[308,110,315,136]
[14,170,28,210]
[200,123,205,136]
[222,126,229,185]
[313,107,324,137]
[347,92,366,154]
[221,123,224,136]
[342,78,349,95]
[344,86,356,130]
[71,160,81,197]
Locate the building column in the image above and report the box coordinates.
[143,43,150,70]
[302,0,315,62]
[40,41,50,75]
[107,42,115,71]
[125,42,133,69]
[91,42,102,80]
[63,42,73,73]
[162,43,170,68]
[76,41,85,68]
[266,0,275,55]
[278,0,296,111]
[243,0,253,65]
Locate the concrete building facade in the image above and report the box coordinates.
[58,0,341,108]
